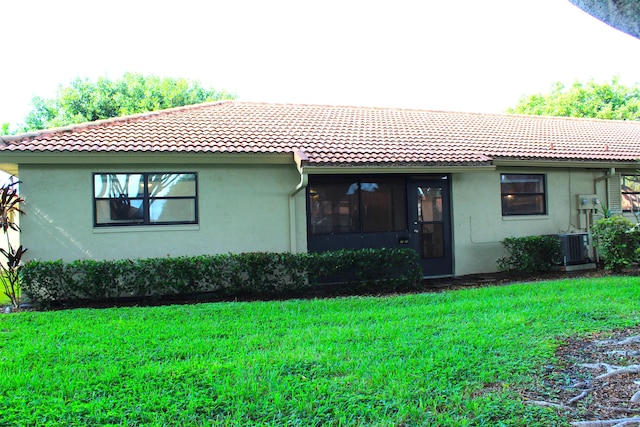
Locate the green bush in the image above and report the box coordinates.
[21,248,422,307]
[591,216,640,272]
[309,248,423,291]
[497,235,562,275]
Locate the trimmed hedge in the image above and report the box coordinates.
[21,248,422,307]
[497,235,562,275]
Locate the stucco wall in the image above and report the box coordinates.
[18,163,307,262]
[451,167,605,276]
[18,162,621,276]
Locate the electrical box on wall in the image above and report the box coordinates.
[577,194,600,210]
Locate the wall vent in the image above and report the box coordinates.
[556,233,590,266]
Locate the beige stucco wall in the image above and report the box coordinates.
[450,167,608,276]
[18,163,307,262]
[16,161,630,276]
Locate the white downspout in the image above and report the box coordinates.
[593,167,616,215]
[594,167,616,183]
[289,150,309,253]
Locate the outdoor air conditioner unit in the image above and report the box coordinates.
[555,233,590,266]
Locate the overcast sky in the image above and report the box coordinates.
[2,0,640,129]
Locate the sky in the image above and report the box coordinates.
[2,0,640,130]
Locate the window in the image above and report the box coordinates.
[308,176,407,234]
[94,173,198,226]
[622,175,640,212]
[500,174,546,216]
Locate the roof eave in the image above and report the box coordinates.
[301,163,496,174]
[0,150,295,166]
[493,158,640,169]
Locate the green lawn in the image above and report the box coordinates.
[1,276,639,426]
[0,272,18,306]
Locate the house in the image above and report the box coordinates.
[1,101,639,277]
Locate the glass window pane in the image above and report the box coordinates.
[417,185,442,222]
[96,198,145,224]
[622,175,640,212]
[501,174,545,215]
[421,223,444,258]
[94,174,144,198]
[361,178,407,232]
[500,174,544,194]
[94,172,198,227]
[149,199,197,223]
[502,194,545,215]
[623,175,640,192]
[148,173,197,197]
[309,178,359,234]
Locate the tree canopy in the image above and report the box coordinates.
[12,73,236,133]
[507,77,640,120]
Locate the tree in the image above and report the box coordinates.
[18,73,236,132]
[570,0,640,40]
[507,77,640,120]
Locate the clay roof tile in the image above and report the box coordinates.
[2,101,640,166]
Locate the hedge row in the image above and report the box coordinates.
[21,248,422,307]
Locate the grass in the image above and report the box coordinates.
[1,276,639,426]
[0,282,12,306]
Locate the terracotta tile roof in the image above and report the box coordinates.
[2,101,640,166]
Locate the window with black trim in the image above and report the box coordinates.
[93,173,198,226]
[500,173,546,216]
[622,175,640,212]
[308,176,407,234]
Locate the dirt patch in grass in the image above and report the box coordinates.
[522,325,640,425]
[511,266,640,426]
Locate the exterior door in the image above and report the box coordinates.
[409,178,453,276]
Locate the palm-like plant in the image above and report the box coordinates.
[0,179,27,308]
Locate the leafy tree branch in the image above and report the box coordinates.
[10,73,236,133]
[507,77,640,120]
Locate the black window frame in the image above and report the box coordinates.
[93,172,198,227]
[622,174,640,212]
[500,173,547,216]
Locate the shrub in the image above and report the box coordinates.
[309,248,423,291]
[497,235,562,275]
[591,215,640,272]
[0,179,27,309]
[21,248,422,307]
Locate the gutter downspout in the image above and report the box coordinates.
[594,167,616,183]
[593,167,616,214]
[289,150,309,253]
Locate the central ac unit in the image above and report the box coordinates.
[555,233,590,266]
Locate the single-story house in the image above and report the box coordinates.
[1,101,639,277]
